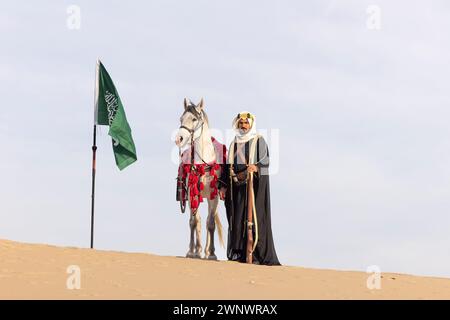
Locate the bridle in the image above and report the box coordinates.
[179,104,207,166]
[179,104,205,137]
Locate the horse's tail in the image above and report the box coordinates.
[215,212,225,249]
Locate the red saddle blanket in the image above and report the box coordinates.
[177,137,227,213]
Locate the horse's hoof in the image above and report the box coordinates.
[186,252,195,258]
[205,255,217,261]
[193,253,203,259]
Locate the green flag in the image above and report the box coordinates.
[94,60,137,170]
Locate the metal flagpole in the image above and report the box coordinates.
[90,124,97,249]
[90,59,100,249]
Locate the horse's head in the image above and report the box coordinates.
[175,98,206,148]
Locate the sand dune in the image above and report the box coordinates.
[1,239,449,299]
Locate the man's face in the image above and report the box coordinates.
[238,118,251,133]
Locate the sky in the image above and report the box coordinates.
[1,0,450,278]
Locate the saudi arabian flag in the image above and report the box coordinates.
[94,60,137,170]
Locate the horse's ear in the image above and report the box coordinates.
[197,98,204,110]
[184,98,189,110]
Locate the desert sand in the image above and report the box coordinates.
[1,239,449,299]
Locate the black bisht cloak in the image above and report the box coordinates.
[219,136,280,265]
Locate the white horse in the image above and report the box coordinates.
[175,98,225,260]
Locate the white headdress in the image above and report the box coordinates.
[232,111,257,143]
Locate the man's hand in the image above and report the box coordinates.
[248,164,258,173]
[219,187,227,200]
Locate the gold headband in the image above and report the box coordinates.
[237,112,254,120]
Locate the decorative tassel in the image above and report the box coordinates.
[185,161,224,210]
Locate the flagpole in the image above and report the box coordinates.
[90,59,100,249]
[90,124,97,249]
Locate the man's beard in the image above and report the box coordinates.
[238,128,249,135]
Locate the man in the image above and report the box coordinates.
[219,112,280,265]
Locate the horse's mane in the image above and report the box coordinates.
[201,110,209,126]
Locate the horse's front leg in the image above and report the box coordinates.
[186,210,197,258]
[205,197,219,260]
[193,210,203,258]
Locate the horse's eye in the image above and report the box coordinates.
[192,118,197,122]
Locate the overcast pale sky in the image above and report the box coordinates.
[1,0,450,278]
